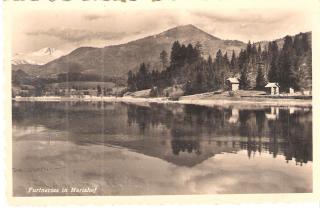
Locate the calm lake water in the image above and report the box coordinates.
[12,101,312,196]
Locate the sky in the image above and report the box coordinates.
[8,0,315,55]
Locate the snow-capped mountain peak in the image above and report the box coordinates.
[32,47,60,56]
[11,59,34,65]
[12,47,66,65]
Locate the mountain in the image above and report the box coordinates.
[11,59,33,65]
[12,69,33,85]
[11,63,40,76]
[256,31,312,50]
[23,25,246,78]
[12,47,66,66]
[12,25,311,84]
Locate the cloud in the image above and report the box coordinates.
[26,28,143,43]
[191,10,295,24]
[13,6,311,54]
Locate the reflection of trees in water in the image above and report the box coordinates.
[238,108,312,164]
[13,102,312,165]
[13,101,68,125]
[171,139,201,155]
[127,103,312,164]
[128,104,236,137]
[12,101,127,136]
[127,103,174,133]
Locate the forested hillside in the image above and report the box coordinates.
[127,32,311,95]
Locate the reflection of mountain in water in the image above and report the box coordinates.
[12,101,312,167]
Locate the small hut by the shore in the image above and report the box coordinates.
[226,78,239,91]
[265,83,280,95]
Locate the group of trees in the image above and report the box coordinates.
[127,32,311,95]
[236,32,311,91]
[127,41,225,94]
[266,33,311,91]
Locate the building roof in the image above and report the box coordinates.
[265,82,280,88]
[226,78,239,84]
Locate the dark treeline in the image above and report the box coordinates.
[56,71,125,85]
[53,63,126,84]
[127,32,311,95]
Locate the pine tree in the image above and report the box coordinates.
[186,44,194,64]
[214,49,224,88]
[207,55,215,90]
[240,67,249,90]
[267,41,279,83]
[223,52,230,71]
[230,50,238,74]
[136,63,150,90]
[160,50,168,70]
[127,70,136,92]
[268,57,278,82]
[256,63,266,90]
[278,36,296,90]
[246,41,252,56]
[301,33,310,53]
[170,41,181,68]
[257,44,262,61]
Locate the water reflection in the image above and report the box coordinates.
[125,103,312,165]
[12,101,312,167]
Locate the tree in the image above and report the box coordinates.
[301,33,310,53]
[278,36,296,90]
[127,70,136,92]
[294,62,312,91]
[170,41,182,68]
[207,55,215,90]
[238,50,247,70]
[159,50,168,70]
[186,44,195,64]
[257,44,262,61]
[256,63,266,90]
[223,52,230,72]
[267,41,279,83]
[237,48,250,90]
[240,67,249,90]
[230,50,238,74]
[136,63,151,90]
[213,49,224,89]
[268,57,278,82]
[246,41,252,56]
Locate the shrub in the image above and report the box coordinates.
[150,86,159,97]
[169,94,180,101]
[228,91,235,97]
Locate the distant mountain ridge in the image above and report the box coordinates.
[13,25,247,78]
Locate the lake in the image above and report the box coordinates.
[12,101,312,196]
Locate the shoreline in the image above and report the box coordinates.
[12,95,312,108]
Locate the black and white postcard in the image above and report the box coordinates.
[3,0,320,205]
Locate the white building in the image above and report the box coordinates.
[226,78,240,91]
[265,83,280,95]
